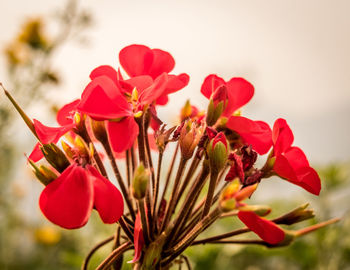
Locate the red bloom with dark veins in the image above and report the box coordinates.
[226,116,272,155]
[39,163,124,229]
[201,74,254,117]
[272,118,321,195]
[238,211,285,245]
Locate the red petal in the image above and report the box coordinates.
[87,165,124,223]
[200,74,226,99]
[56,99,80,126]
[130,212,144,263]
[122,75,154,93]
[139,73,168,105]
[283,146,310,170]
[164,73,190,95]
[147,48,175,79]
[272,118,294,156]
[226,116,272,155]
[39,165,94,229]
[223,78,254,117]
[90,65,119,85]
[79,76,132,120]
[119,44,153,77]
[155,94,169,106]
[29,142,43,162]
[107,116,139,153]
[238,211,285,244]
[295,166,321,195]
[34,119,74,144]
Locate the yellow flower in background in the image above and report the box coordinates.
[17,17,50,50]
[35,226,61,245]
[4,41,30,65]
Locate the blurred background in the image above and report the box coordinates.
[0,0,349,269]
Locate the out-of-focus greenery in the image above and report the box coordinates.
[0,1,92,269]
[185,162,350,270]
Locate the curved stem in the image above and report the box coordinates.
[81,236,114,270]
[96,242,132,270]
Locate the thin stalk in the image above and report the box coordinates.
[160,158,188,232]
[119,216,135,243]
[103,140,135,220]
[158,142,179,215]
[152,151,164,226]
[131,146,137,173]
[138,199,151,245]
[126,150,131,187]
[81,236,114,270]
[166,166,209,245]
[161,208,221,267]
[96,242,132,270]
[136,116,147,167]
[201,171,219,218]
[198,239,268,246]
[111,225,123,270]
[191,228,249,245]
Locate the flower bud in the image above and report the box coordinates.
[155,125,177,153]
[207,132,228,173]
[143,233,166,268]
[132,163,150,200]
[28,159,57,185]
[41,143,70,173]
[61,141,75,160]
[206,85,228,126]
[273,203,315,225]
[179,120,203,160]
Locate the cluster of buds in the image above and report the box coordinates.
[3,44,338,270]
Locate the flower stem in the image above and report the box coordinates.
[81,236,114,270]
[103,140,136,221]
[96,241,132,270]
[201,171,219,218]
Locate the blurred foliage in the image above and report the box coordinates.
[0,1,92,269]
[185,162,350,270]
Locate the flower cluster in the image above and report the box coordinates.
[4,44,337,269]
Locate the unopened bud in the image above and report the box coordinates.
[28,160,57,185]
[41,143,70,173]
[207,132,228,173]
[179,121,203,160]
[132,163,150,200]
[143,233,166,268]
[206,99,224,126]
[273,203,315,225]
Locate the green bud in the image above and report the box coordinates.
[41,143,70,173]
[132,163,150,200]
[206,99,224,126]
[273,203,315,225]
[238,205,272,216]
[28,160,57,185]
[208,139,228,174]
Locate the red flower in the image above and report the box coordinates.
[39,163,124,229]
[201,74,254,117]
[272,119,321,195]
[119,44,189,105]
[238,211,285,244]
[78,73,170,153]
[226,116,272,155]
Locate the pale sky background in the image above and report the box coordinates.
[1,0,349,166]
